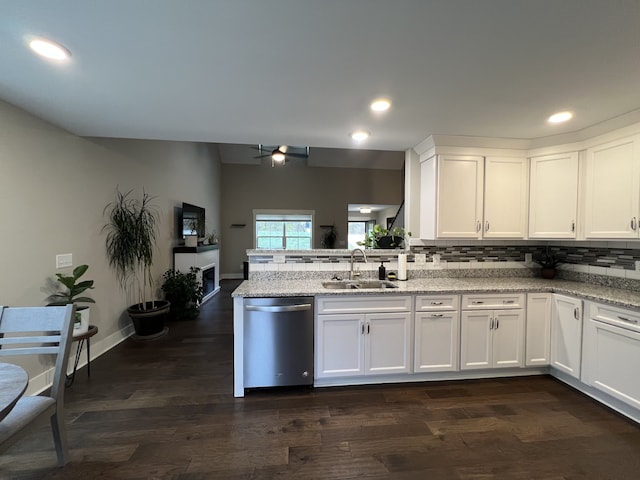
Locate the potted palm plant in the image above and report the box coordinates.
[46,264,95,335]
[103,188,170,339]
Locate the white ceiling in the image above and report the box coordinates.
[1,0,639,154]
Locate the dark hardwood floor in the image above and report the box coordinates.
[2,280,640,479]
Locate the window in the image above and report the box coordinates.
[348,220,375,249]
[254,210,314,250]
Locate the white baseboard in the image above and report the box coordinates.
[27,323,134,395]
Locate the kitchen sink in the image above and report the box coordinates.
[322,280,399,290]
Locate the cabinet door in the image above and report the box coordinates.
[316,314,365,378]
[584,135,640,238]
[492,309,524,368]
[582,312,640,410]
[436,155,484,238]
[460,311,492,369]
[551,294,583,378]
[414,311,460,372]
[529,152,579,238]
[525,293,552,366]
[483,156,528,238]
[365,312,411,375]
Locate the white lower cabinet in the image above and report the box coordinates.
[525,293,552,366]
[550,294,583,378]
[414,295,460,372]
[460,294,525,370]
[582,302,640,410]
[315,296,412,379]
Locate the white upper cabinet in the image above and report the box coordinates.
[529,152,579,238]
[483,156,528,238]
[583,134,640,239]
[420,154,527,239]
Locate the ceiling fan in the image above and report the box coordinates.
[253,144,310,167]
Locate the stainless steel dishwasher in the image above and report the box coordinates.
[243,297,314,389]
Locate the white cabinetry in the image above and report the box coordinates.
[420,154,527,239]
[584,134,640,239]
[582,302,640,410]
[414,294,460,372]
[529,152,579,238]
[460,294,525,370]
[525,293,552,366]
[315,296,412,379]
[550,294,583,378]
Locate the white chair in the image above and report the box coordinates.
[0,304,75,466]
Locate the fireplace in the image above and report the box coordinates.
[201,263,216,301]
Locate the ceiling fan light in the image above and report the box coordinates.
[271,149,285,162]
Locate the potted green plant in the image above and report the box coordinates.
[46,264,95,335]
[358,224,411,249]
[161,267,203,320]
[103,188,170,338]
[534,247,561,279]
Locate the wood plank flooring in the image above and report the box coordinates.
[2,280,640,479]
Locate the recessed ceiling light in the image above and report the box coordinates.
[359,207,372,214]
[350,130,370,141]
[548,111,573,124]
[29,38,71,61]
[370,98,391,112]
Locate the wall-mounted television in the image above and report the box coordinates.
[182,202,205,239]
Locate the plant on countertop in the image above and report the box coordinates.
[534,246,561,279]
[358,224,411,249]
[103,187,170,337]
[161,267,203,320]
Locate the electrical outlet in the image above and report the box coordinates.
[525,253,532,263]
[414,253,426,264]
[273,254,285,264]
[56,253,73,269]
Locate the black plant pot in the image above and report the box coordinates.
[541,268,556,279]
[127,300,171,338]
[376,235,403,249]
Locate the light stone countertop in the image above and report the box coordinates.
[231,277,640,310]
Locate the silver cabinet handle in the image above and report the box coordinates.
[361,322,365,334]
[631,217,637,231]
[245,304,311,312]
[503,300,515,304]
[476,220,481,233]
[571,221,576,232]
[430,301,443,305]
[367,323,370,334]
[496,318,499,329]
[472,301,484,304]
[618,315,639,325]
[485,221,490,232]
[489,318,494,330]
[431,313,444,318]
[574,307,580,320]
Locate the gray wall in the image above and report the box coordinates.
[220,161,403,275]
[0,100,221,390]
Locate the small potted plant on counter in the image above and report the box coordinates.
[534,247,561,279]
[46,264,95,335]
[358,224,411,249]
[161,267,203,320]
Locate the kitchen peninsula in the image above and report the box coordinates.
[232,249,640,427]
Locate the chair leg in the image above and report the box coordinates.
[50,412,69,466]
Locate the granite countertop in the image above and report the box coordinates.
[231,277,640,310]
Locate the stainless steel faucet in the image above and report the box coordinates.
[350,248,367,280]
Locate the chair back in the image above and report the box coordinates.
[0,305,75,400]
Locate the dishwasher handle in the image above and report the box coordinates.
[245,303,312,313]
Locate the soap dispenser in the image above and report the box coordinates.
[378,262,386,280]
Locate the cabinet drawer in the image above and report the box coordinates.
[415,295,459,311]
[316,295,412,314]
[461,293,525,310]
[589,302,640,334]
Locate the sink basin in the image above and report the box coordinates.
[322,280,399,290]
